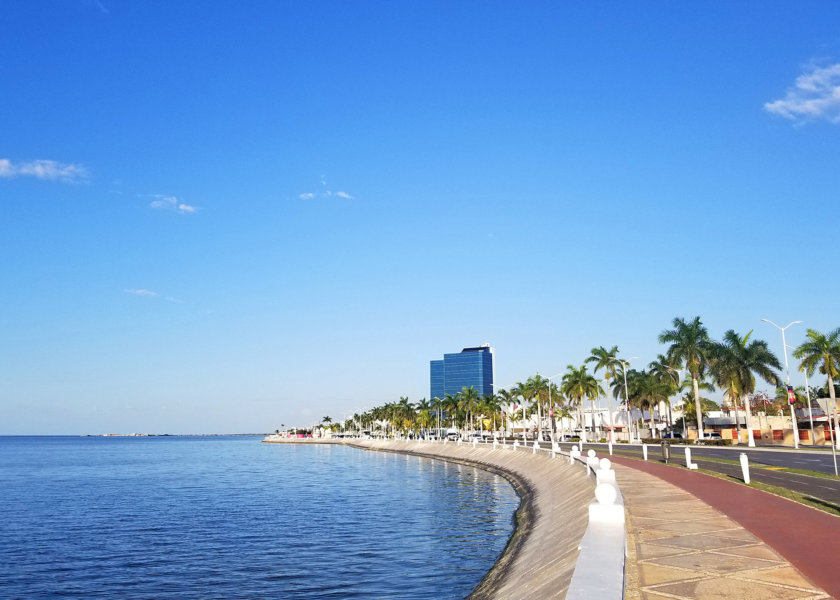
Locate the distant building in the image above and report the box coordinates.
[430,344,494,399]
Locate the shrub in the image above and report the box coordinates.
[694,439,732,446]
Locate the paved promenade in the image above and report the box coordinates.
[613,456,838,600]
[264,437,839,599]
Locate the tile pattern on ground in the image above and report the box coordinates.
[617,466,831,600]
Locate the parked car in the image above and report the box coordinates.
[706,432,722,440]
[662,432,683,440]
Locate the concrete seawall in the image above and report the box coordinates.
[265,438,595,599]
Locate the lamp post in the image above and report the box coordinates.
[543,372,565,442]
[611,357,639,443]
[761,318,802,449]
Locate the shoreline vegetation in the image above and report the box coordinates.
[303,319,839,448]
[264,436,594,599]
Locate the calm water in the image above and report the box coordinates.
[0,436,519,599]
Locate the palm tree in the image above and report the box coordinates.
[459,386,480,432]
[586,346,620,441]
[481,393,502,432]
[794,328,840,448]
[529,375,551,440]
[710,330,781,446]
[634,371,672,438]
[497,388,517,436]
[561,365,602,442]
[512,380,536,437]
[659,316,714,439]
[648,354,680,432]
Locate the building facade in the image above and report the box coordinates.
[430,344,494,399]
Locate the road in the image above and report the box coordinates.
[542,441,840,508]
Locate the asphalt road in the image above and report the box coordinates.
[549,441,840,508]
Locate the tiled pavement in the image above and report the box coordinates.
[618,466,832,600]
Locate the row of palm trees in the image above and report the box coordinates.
[316,319,840,444]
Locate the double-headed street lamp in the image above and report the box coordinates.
[760,318,802,450]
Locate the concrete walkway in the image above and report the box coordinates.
[614,459,835,600]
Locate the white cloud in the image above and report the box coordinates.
[764,63,840,123]
[124,289,159,297]
[298,189,355,200]
[0,159,88,183]
[149,194,198,214]
[123,288,184,303]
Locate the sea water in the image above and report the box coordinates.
[0,436,518,599]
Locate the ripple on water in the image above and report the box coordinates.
[0,437,519,599]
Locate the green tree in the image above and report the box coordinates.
[659,316,714,438]
[794,328,840,446]
[586,345,621,440]
[561,365,602,441]
[458,386,480,432]
[709,330,781,446]
[648,354,680,431]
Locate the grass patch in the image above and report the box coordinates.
[613,448,839,480]
[613,452,840,517]
[696,468,840,518]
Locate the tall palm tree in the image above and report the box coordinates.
[710,330,781,446]
[561,365,602,441]
[634,371,672,438]
[529,374,551,440]
[512,380,536,437]
[586,346,620,441]
[794,328,840,448]
[659,316,713,439]
[481,393,502,432]
[648,354,680,432]
[459,386,480,432]
[497,388,519,436]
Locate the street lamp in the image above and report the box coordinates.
[761,318,802,449]
[611,357,639,443]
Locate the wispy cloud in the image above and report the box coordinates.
[298,176,356,200]
[765,63,840,124]
[0,159,88,183]
[123,288,184,303]
[124,289,159,298]
[148,194,198,214]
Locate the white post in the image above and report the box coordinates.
[739,452,750,484]
[608,440,613,456]
[642,443,648,461]
[684,447,698,470]
[803,369,815,446]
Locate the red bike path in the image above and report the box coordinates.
[610,456,840,599]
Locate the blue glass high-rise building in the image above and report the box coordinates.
[430,344,494,399]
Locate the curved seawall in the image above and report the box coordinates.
[267,438,594,599]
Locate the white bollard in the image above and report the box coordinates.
[457,438,462,446]
[684,447,698,470]
[586,449,598,475]
[608,441,613,456]
[642,443,648,461]
[579,441,584,453]
[473,438,477,448]
[570,446,580,465]
[513,440,520,450]
[493,439,498,450]
[533,440,539,454]
[740,452,750,484]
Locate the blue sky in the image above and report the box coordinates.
[3,2,840,434]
